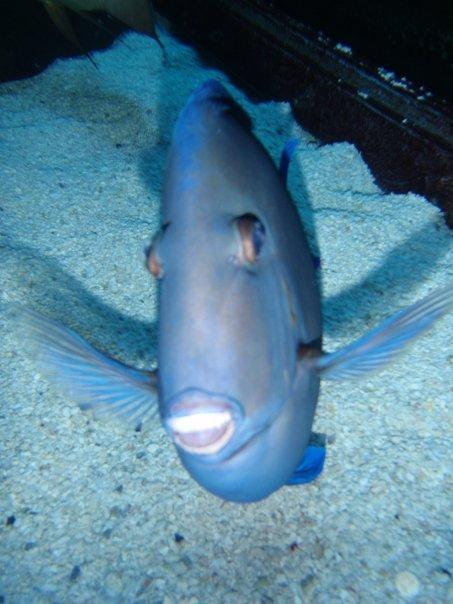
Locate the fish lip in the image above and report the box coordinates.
[163,389,243,456]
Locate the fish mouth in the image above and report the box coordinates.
[164,390,240,455]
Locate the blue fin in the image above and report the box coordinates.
[18,308,158,426]
[286,444,326,485]
[311,284,452,380]
[279,138,299,184]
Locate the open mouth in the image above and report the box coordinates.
[164,392,238,455]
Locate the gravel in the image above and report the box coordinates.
[0,28,451,604]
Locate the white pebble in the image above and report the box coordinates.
[395,571,420,599]
[104,572,123,596]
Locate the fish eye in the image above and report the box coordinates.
[234,213,266,265]
[145,223,169,278]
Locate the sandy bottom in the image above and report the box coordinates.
[0,28,451,603]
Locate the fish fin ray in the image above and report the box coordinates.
[18,308,158,426]
[312,284,452,380]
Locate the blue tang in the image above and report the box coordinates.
[21,80,452,503]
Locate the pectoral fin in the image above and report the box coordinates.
[306,284,452,380]
[18,308,158,427]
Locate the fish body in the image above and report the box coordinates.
[152,81,321,501]
[19,80,453,503]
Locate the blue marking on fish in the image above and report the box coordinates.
[18,80,452,503]
[285,444,326,485]
[279,138,299,183]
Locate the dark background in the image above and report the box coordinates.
[274,0,452,104]
[1,0,451,222]
[1,0,451,103]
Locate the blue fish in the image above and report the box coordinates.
[21,80,452,503]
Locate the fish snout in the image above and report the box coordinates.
[163,390,242,455]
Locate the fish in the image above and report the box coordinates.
[19,80,452,503]
[41,0,163,61]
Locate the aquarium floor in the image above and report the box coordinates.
[0,30,451,604]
